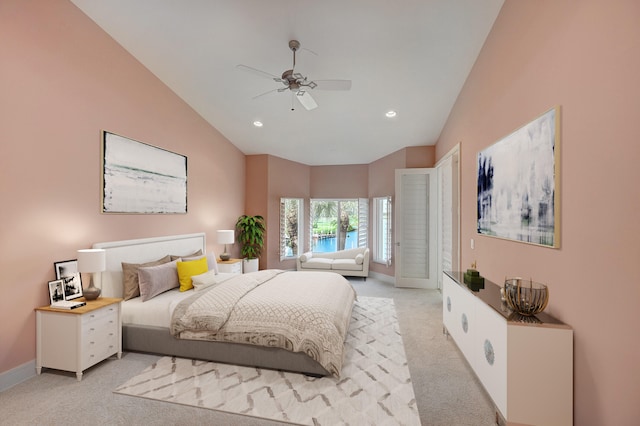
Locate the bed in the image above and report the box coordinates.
[93,233,356,377]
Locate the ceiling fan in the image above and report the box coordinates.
[237,40,351,111]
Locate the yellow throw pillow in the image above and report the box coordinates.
[177,257,209,292]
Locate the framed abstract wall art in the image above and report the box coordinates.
[102,131,187,214]
[477,107,560,248]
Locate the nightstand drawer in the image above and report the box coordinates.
[83,330,119,369]
[83,304,118,324]
[217,259,243,274]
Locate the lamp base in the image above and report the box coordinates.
[84,283,101,300]
[219,253,231,261]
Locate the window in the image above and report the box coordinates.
[280,198,304,260]
[310,199,368,253]
[373,196,392,265]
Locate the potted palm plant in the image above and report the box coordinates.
[235,214,266,273]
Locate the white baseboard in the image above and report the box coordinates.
[369,271,395,285]
[0,359,36,393]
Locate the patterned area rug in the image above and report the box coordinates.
[114,297,420,425]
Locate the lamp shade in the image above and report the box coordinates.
[77,249,106,273]
[217,230,235,245]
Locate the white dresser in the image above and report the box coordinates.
[36,297,122,380]
[442,272,573,426]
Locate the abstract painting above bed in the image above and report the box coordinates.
[171,270,356,377]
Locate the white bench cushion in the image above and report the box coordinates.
[331,259,362,271]
[301,258,333,270]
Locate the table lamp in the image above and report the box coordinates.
[217,230,235,261]
[77,248,106,300]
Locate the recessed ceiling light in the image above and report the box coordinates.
[253,121,263,127]
[385,110,397,118]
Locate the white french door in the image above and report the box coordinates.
[394,168,438,288]
[436,145,460,289]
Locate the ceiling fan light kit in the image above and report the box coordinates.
[237,39,351,111]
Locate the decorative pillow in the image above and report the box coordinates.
[170,249,202,262]
[138,259,180,302]
[121,255,172,300]
[182,251,219,275]
[192,271,237,291]
[299,252,312,262]
[355,253,364,265]
[176,257,209,292]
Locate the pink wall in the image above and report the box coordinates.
[267,155,311,270]
[436,1,640,423]
[0,0,245,375]
[310,164,369,198]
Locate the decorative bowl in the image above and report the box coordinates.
[503,278,549,316]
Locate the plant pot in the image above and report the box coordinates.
[243,258,259,273]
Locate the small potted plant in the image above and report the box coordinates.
[235,214,266,273]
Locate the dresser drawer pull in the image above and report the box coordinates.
[484,339,495,366]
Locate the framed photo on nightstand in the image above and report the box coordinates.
[54,259,83,300]
[48,279,65,304]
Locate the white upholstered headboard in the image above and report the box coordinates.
[92,233,206,298]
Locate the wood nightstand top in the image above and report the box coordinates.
[217,258,242,264]
[35,297,123,314]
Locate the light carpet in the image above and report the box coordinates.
[114,296,421,425]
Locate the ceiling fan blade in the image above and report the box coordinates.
[236,64,280,82]
[252,88,278,99]
[312,80,352,91]
[296,90,318,110]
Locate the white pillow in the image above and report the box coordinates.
[355,253,364,265]
[138,259,180,302]
[299,252,312,262]
[192,271,237,291]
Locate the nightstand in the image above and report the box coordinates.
[35,297,122,381]
[217,258,243,274]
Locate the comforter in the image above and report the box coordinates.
[170,269,356,377]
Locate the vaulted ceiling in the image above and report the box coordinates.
[71,0,504,165]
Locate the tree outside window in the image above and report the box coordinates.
[280,198,303,260]
[311,199,359,253]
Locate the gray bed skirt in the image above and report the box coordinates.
[122,324,330,377]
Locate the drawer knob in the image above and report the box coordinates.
[461,313,468,333]
[446,296,451,312]
[484,339,495,366]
